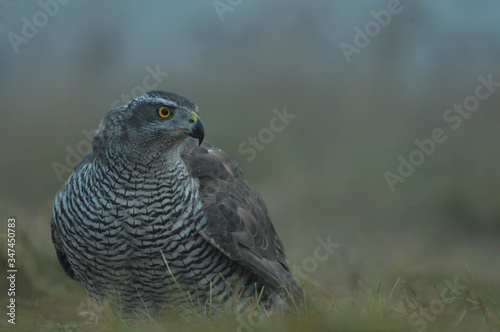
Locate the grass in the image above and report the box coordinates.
[2,257,498,332]
[5,280,497,332]
[1,207,499,331]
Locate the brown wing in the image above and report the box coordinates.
[181,139,301,303]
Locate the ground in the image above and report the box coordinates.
[1,203,498,332]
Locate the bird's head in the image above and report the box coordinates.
[93,91,205,159]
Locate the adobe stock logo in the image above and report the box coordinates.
[235,235,339,332]
[7,0,71,54]
[384,74,500,192]
[213,0,243,22]
[109,65,169,109]
[237,106,296,162]
[391,277,468,332]
[339,0,416,64]
[291,235,340,283]
[52,129,96,182]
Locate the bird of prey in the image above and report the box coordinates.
[51,91,302,315]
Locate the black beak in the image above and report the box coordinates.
[187,116,205,146]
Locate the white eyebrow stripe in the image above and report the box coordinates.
[129,95,179,108]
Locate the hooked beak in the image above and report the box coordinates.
[186,112,205,145]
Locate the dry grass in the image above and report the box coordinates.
[3,280,498,332]
[1,206,499,331]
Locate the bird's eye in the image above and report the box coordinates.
[158,106,172,118]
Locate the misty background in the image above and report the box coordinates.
[1,0,500,314]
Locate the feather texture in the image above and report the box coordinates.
[51,91,302,315]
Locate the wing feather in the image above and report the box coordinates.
[181,139,302,304]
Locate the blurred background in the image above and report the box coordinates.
[1,0,500,328]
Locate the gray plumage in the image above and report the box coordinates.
[51,91,302,315]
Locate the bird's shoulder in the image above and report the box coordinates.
[180,139,296,293]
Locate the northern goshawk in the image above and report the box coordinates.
[51,91,302,315]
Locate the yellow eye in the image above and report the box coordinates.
[158,106,172,118]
